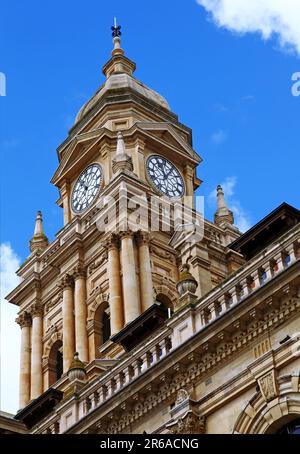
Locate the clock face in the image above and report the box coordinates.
[146,155,185,199]
[71,164,103,213]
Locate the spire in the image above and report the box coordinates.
[102,20,136,79]
[111,17,124,57]
[214,185,234,227]
[29,211,49,253]
[112,131,133,174]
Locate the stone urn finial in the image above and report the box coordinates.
[67,352,86,382]
[176,263,198,296]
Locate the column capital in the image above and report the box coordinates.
[73,264,87,280]
[59,273,74,289]
[29,302,43,318]
[119,229,134,240]
[16,311,31,328]
[136,230,151,246]
[106,233,120,250]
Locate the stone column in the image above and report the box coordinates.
[137,231,153,312]
[183,164,195,208]
[30,303,43,399]
[121,231,141,324]
[61,274,75,372]
[74,265,89,363]
[107,234,124,335]
[61,182,71,226]
[16,312,31,408]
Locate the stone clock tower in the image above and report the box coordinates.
[5,24,300,436]
[7,24,242,416]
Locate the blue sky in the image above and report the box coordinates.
[0,0,299,413]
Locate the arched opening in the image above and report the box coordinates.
[102,310,111,344]
[156,293,174,317]
[92,302,111,358]
[276,418,300,434]
[48,340,63,386]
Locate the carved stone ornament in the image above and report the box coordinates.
[168,412,206,434]
[257,370,278,402]
[175,388,190,406]
[119,229,134,240]
[106,233,120,250]
[59,273,73,289]
[88,253,108,274]
[151,245,172,261]
[16,311,31,328]
[30,302,43,318]
[136,230,151,246]
[73,264,87,280]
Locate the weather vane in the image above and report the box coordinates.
[111,17,121,38]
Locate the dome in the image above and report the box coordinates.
[75,73,170,125]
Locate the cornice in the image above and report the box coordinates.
[31,270,299,434]
[57,88,192,158]
[6,272,40,306]
[65,292,299,434]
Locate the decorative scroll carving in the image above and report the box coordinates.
[59,273,73,289]
[16,311,31,328]
[151,245,173,261]
[45,292,62,313]
[119,230,134,240]
[73,264,87,279]
[257,370,278,402]
[88,253,108,275]
[169,412,206,434]
[105,233,120,250]
[136,230,151,246]
[30,302,43,318]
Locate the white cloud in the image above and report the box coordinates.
[209,176,251,232]
[197,0,300,56]
[211,129,228,144]
[0,243,21,414]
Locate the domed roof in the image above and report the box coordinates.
[74,28,170,125]
[75,73,170,124]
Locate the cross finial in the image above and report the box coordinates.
[111,18,121,38]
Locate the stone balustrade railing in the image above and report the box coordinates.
[79,226,299,417]
[194,224,300,329]
[37,224,299,433]
[80,332,172,417]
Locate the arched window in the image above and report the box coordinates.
[48,340,63,386]
[102,310,111,343]
[156,293,174,317]
[92,303,111,358]
[276,418,300,434]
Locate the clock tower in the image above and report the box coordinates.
[8,23,241,413]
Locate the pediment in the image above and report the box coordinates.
[51,128,113,186]
[51,122,202,187]
[135,122,202,164]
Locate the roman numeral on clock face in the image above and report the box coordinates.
[71,164,103,213]
[146,155,184,199]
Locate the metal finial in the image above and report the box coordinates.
[111,18,121,38]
